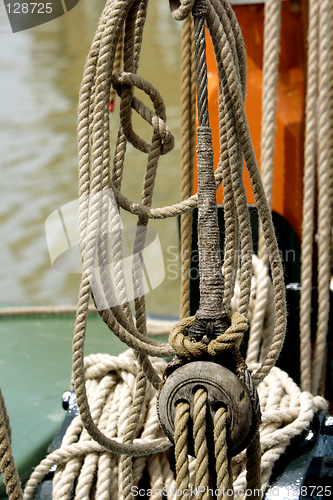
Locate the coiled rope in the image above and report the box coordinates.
[21,350,327,500]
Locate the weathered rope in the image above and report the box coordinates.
[169,311,247,360]
[244,433,261,500]
[204,0,286,385]
[193,388,209,500]
[174,402,190,499]
[23,352,327,500]
[299,0,318,393]
[1,1,330,498]
[300,0,333,396]
[311,0,332,396]
[0,389,23,500]
[180,13,196,320]
[258,0,282,264]
[214,407,230,500]
[231,368,326,500]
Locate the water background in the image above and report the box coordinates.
[0,0,184,317]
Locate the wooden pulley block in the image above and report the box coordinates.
[157,361,254,457]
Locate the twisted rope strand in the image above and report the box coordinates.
[258,0,282,264]
[214,406,231,500]
[194,388,209,500]
[180,14,196,320]
[299,0,319,393]
[174,402,190,498]
[311,0,332,396]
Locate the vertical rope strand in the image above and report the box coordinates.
[174,402,190,498]
[214,406,231,500]
[299,0,319,393]
[258,0,282,263]
[194,388,209,500]
[245,433,262,500]
[311,0,332,396]
[180,14,196,320]
[0,389,23,500]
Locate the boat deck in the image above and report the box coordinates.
[0,312,166,498]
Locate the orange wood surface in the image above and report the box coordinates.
[194,1,308,241]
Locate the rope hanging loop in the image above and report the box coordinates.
[169,0,195,20]
[157,361,254,457]
[111,71,175,155]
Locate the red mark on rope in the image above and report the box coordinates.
[109,100,114,113]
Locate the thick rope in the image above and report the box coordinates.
[169,311,247,361]
[24,354,327,500]
[205,0,286,385]
[311,0,332,396]
[0,389,23,500]
[1,1,330,498]
[258,0,282,263]
[299,0,318,393]
[180,13,196,320]
[300,0,333,396]
[245,433,261,500]
[174,402,190,498]
[214,407,231,500]
[193,388,209,500]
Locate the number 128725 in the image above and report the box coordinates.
[6,3,53,14]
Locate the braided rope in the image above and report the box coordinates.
[299,0,333,396]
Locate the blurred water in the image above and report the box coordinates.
[0,0,183,316]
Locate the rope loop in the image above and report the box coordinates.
[112,72,175,155]
[169,0,195,21]
[169,312,248,360]
[208,312,248,357]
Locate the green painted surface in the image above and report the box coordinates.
[0,313,164,497]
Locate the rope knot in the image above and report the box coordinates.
[208,312,248,356]
[111,72,175,156]
[169,312,248,360]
